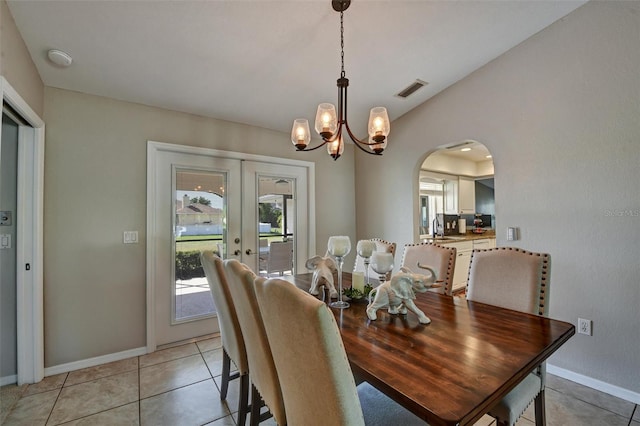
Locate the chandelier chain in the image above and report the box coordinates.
[340,10,345,78]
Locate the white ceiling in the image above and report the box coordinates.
[8,0,586,139]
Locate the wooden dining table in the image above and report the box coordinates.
[287,272,575,426]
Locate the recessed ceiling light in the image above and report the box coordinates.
[461,148,471,152]
[486,155,492,158]
[47,49,73,67]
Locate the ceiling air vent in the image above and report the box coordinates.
[395,79,428,98]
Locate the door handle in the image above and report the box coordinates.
[245,249,254,255]
[234,250,241,256]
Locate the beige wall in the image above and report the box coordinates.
[9,0,638,398]
[0,0,44,116]
[356,1,639,395]
[43,87,356,366]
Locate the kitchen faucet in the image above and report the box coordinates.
[432,216,443,238]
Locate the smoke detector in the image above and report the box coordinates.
[47,49,73,67]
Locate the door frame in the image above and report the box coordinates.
[0,76,45,385]
[146,141,315,353]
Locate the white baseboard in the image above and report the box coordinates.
[548,364,640,404]
[44,347,148,377]
[35,351,640,407]
[1,374,17,386]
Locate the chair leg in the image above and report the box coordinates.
[220,349,231,400]
[535,389,546,426]
[237,373,249,426]
[249,384,262,426]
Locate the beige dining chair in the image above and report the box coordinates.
[265,240,294,277]
[466,247,551,426]
[224,259,286,426]
[254,277,427,426]
[353,238,397,281]
[400,242,457,296]
[199,251,249,425]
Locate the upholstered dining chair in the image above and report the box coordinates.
[466,247,551,426]
[400,242,457,296]
[224,259,286,426]
[353,238,397,281]
[200,251,249,425]
[254,277,427,426]
[265,240,294,277]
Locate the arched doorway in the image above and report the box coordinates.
[418,140,495,238]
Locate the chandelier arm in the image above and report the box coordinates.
[342,120,368,145]
[353,141,383,155]
[341,78,384,153]
[344,122,385,147]
[342,121,382,156]
[298,140,330,152]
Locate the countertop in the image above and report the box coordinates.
[420,230,496,243]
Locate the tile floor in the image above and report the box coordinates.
[1,335,638,426]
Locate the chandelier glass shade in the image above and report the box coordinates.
[291,0,390,160]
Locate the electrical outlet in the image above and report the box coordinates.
[578,318,592,336]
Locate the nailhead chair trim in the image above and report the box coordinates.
[400,242,457,296]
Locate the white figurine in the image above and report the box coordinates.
[306,255,339,299]
[366,266,437,324]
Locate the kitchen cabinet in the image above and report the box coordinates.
[458,177,476,215]
[444,179,458,214]
[473,238,496,250]
[440,240,473,293]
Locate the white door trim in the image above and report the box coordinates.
[146,141,315,352]
[1,76,45,384]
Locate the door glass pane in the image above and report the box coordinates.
[257,177,296,277]
[174,170,226,322]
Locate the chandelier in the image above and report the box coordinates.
[291,0,390,161]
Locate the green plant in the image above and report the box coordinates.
[342,283,374,300]
[259,202,282,228]
[175,250,205,280]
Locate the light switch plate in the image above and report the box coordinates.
[0,234,11,249]
[123,231,139,244]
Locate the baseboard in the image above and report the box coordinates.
[548,364,640,404]
[0,374,17,386]
[44,346,148,377]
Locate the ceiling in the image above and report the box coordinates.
[7,0,586,139]
[436,140,492,163]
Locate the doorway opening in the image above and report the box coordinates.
[0,77,45,385]
[419,140,495,238]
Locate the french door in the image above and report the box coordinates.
[241,161,309,274]
[147,142,313,350]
